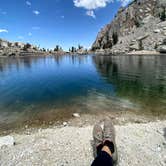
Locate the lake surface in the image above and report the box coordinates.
[0,55,166,132]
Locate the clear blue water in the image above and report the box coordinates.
[0,55,166,131]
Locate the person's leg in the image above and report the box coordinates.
[91,145,113,166]
[91,119,118,166]
[103,119,118,163]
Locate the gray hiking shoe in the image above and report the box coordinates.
[93,123,103,157]
[103,118,118,164]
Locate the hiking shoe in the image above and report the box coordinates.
[103,118,118,164]
[93,123,103,156]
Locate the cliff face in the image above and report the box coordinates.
[92,0,166,53]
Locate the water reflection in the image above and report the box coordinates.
[0,55,166,132]
[93,55,166,114]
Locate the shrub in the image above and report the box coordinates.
[54,45,60,52]
[160,8,166,21]
[23,43,31,51]
[134,19,141,27]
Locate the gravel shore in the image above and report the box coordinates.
[0,120,166,166]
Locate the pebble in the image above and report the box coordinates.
[63,122,68,127]
[157,146,161,152]
[72,113,80,118]
[25,125,28,129]
[0,136,15,148]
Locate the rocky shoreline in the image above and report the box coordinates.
[0,98,165,166]
[0,118,165,166]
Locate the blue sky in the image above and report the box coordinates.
[0,0,131,50]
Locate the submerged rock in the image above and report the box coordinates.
[72,113,80,118]
[0,136,15,148]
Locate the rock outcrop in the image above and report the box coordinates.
[92,0,166,54]
[157,38,166,53]
[0,39,44,56]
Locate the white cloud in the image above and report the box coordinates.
[26,1,31,6]
[86,10,96,18]
[73,0,113,10]
[33,10,40,15]
[73,0,132,9]
[0,29,8,33]
[74,0,132,18]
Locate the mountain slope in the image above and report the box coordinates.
[92,0,166,53]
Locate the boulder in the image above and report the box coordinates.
[163,27,166,30]
[0,136,15,148]
[162,38,166,45]
[157,45,166,53]
[129,43,139,51]
[154,29,161,33]
[95,49,105,55]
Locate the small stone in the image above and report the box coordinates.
[157,145,161,152]
[72,113,80,118]
[0,136,15,148]
[25,125,28,129]
[63,122,68,127]
[154,29,160,33]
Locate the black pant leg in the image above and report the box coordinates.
[91,151,113,166]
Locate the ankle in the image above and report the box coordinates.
[102,146,112,157]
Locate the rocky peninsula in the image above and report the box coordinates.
[92,0,166,55]
[0,39,75,57]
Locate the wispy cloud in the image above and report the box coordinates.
[32,26,40,30]
[33,10,40,15]
[17,36,24,39]
[86,10,96,18]
[0,9,7,15]
[1,11,7,15]
[26,1,31,6]
[118,0,132,7]
[0,29,8,33]
[28,32,32,36]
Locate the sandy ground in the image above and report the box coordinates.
[0,120,166,166]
